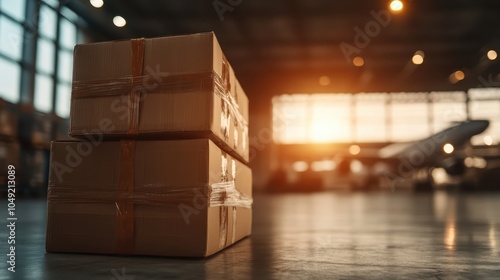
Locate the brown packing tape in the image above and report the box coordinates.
[71,73,214,99]
[219,206,228,249]
[220,55,232,143]
[116,140,136,255]
[221,55,231,96]
[128,38,145,135]
[115,38,144,254]
[47,182,252,208]
[218,151,229,249]
[231,206,237,244]
[47,184,209,205]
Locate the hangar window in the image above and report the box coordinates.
[469,88,500,146]
[273,92,476,144]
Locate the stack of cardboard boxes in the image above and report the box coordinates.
[46,32,252,257]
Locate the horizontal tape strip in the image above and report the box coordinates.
[47,181,253,209]
[72,71,248,128]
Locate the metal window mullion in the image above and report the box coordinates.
[427,92,434,135]
[386,93,392,142]
[51,3,62,114]
[351,93,357,143]
[465,90,471,121]
[19,0,39,105]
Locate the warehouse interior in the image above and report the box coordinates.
[1,0,500,278]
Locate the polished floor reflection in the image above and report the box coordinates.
[0,191,499,279]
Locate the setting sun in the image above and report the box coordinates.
[309,118,348,143]
[273,94,352,143]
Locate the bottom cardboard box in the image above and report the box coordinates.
[46,138,252,257]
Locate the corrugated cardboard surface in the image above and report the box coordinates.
[46,138,252,257]
[70,32,249,163]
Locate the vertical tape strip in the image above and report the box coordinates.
[231,206,237,244]
[222,55,231,95]
[128,39,145,135]
[220,56,231,142]
[219,205,228,249]
[231,158,237,244]
[116,140,136,254]
[219,152,229,249]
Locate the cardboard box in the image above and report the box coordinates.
[46,138,252,257]
[70,32,249,163]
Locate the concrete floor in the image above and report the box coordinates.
[1,191,500,279]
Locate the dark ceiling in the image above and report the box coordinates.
[70,0,500,107]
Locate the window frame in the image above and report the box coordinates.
[0,0,85,118]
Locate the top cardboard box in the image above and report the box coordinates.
[70,32,249,163]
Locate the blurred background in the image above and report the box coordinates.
[1,0,500,196]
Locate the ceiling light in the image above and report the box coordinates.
[89,0,103,8]
[449,70,465,83]
[113,16,126,27]
[389,0,403,13]
[353,56,364,67]
[454,70,465,81]
[412,51,424,65]
[487,50,497,61]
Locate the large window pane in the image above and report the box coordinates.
[58,50,73,82]
[355,93,387,142]
[431,92,467,133]
[36,37,55,74]
[34,74,54,113]
[390,93,429,142]
[273,95,309,143]
[390,103,429,142]
[310,94,351,143]
[56,83,71,118]
[1,0,25,21]
[0,16,24,60]
[61,6,78,22]
[273,94,352,144]
[469,88,500,146]
[39,5,57,40]
[60,18,76,49]
[0,57,20,103]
